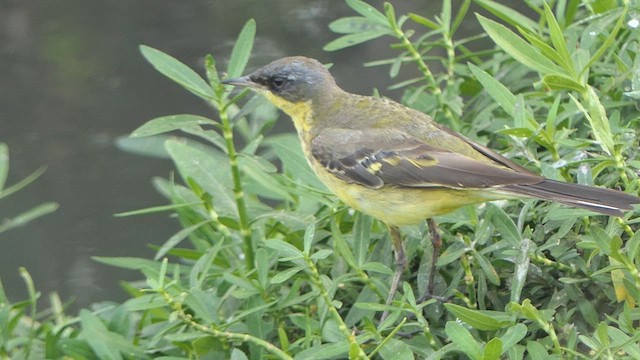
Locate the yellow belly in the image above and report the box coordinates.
[313,167,498,226]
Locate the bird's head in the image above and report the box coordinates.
[222,57,337,109]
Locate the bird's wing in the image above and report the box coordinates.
[432,122,536,174]
[311,128,543,190]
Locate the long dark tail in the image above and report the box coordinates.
[504,180,640,216]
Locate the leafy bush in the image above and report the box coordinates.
[0,143,58,359]
[3,0,640,359]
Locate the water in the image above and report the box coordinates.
[0,0,477,311]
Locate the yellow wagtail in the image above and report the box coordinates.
[222,56,640,313]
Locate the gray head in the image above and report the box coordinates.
[222,56,337,103]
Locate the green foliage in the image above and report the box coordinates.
[0,144,58,235]
[4,1,640,359]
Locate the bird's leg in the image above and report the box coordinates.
[419,218,442,303]
[382,225,405,322]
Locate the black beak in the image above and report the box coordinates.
[221,76,255,87]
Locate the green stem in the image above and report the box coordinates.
[460,254,476,308]
[539,318,562,354]
[530,253,576,273]
[18,268,37,360]
[161,290,291,359]
[305,255,369,359]
[391,23,460,130]
[218,106,254,270]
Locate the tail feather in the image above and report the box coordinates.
[504,180,640,216]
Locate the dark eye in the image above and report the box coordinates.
[271,77,286,90]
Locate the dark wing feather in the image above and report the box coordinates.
[311,128,542,190]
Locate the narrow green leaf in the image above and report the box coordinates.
[80,310,150,360]
[252,211,314,232]
[123,294,166,311]
[468,63,514,112]
[93,257,178,275]
[345,0,389,26]
[240,156,293,202]
[154,220,210,260]
[477,15,562,75]
[543,3,574,75]
[0,166,46,201]
[115,135,171,159]
[264,239,304,259]
[445,303,513,330]
[544,94,562,140]
[182,126,227,152]
[165,140,237,217]
[496,127,534,138]
[114,202,201,217]
[140,45,215,100]
[190,242,223,289]
[468,64,537,131]
[543,74,585,92]
[294,340,349,360]
[185,288,218,324]
[568,89,614,155]
[437,241,467,266]
[441,0,452,33]
[353,213,372,266]
[223,273,258,295]
[580,7,626,76]
[303,224,315,255]
[511,238,530,303]
[270,266,304,284]
[451,0,471,35]
[361,262,393,274]
[518,299,543,322]
[328,17,389,34]
[131,115,216,138]
[80,310,124,360]
[487,203,521,245]
[324,31,390,51]
[475,252,500,285]
[227,19,256,78]
[349,343,362,359]
[269,134,327,191]
[229,300,276,323]
[230,348,250,360]
[483,338,503,360]
[408,13,439,30]
[0,202,58,234]
[310,249,333,260]
[518,29,565,68]
[0,143,7,192]
[591,0,617,13]
[474,0,538,32]
[379,338,414,360]
[331,220,358,267]
[608,327,640,358]
[514,95,526,130]
[445,321,483,360]
[205,54,220,87]
[499,324,528,354]
[586,86,615,155]
[526,341,548,360]
[384,2,397,31]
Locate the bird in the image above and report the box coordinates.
[222,56,640,318]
